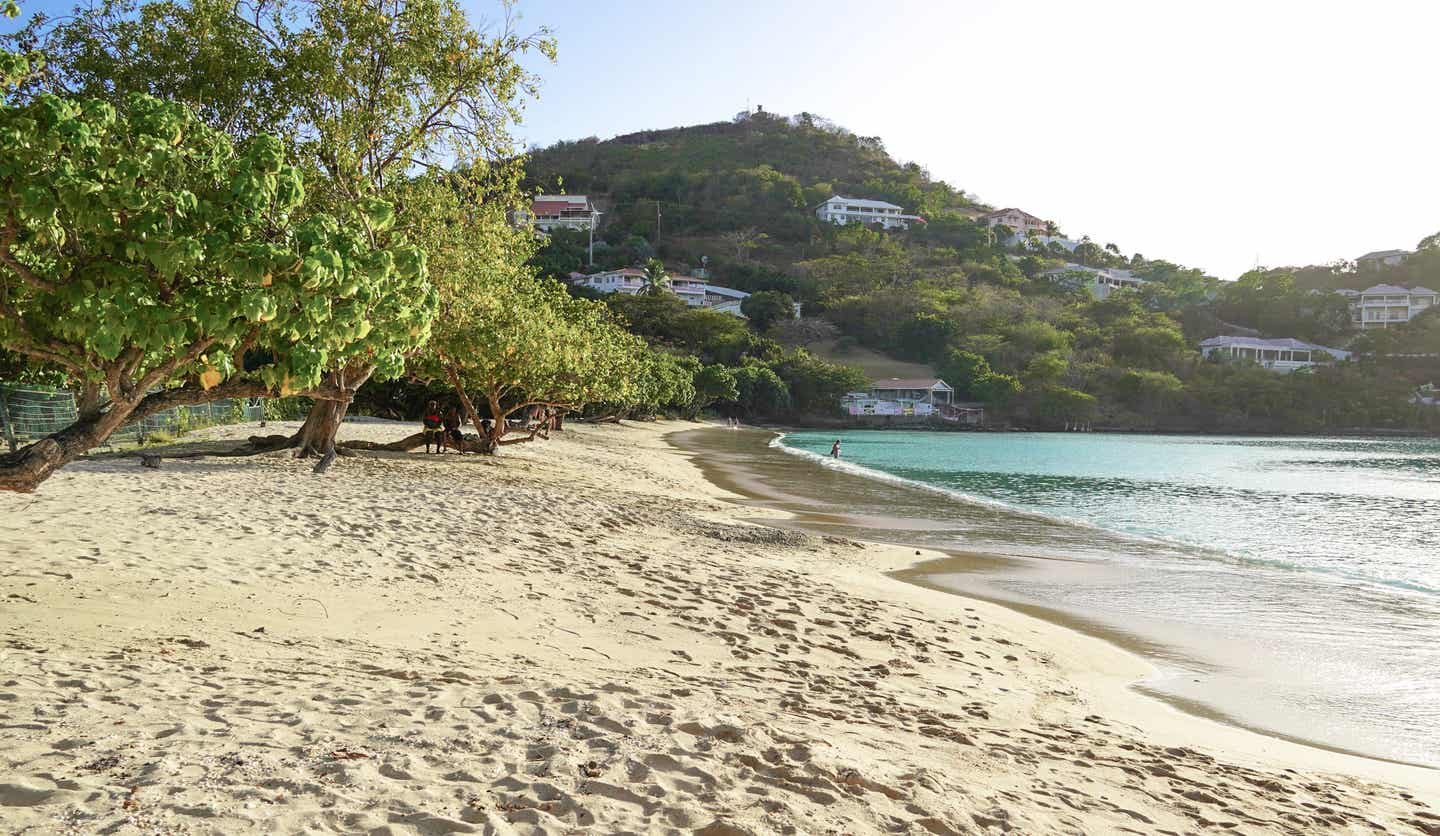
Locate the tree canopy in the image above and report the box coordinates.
[0,92,430,489]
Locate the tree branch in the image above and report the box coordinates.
[0,216,57,293]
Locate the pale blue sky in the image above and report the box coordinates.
[500,0,1440,278]
[8,0,1438,278]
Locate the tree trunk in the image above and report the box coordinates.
[442,365,496,454]
[292,397,347,458]
[289,364,374,458]
[0,403,133,493]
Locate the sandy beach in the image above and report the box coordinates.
[1,419,1438,835]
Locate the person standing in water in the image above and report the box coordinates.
[830,439,841,458]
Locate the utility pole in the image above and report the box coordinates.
[655,199,662,244]
[588,208,598,266]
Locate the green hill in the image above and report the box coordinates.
[522,111,1440,434]
[524,110,983,247]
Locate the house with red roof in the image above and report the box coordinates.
[515,195,596,232]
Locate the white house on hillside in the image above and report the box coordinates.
[567,270,751,317]
[980,208,1051,238]
[1044,264,1147,300]
[1356,249,1411,270]
[1348,284,1437,328]
[515,195,597,232]
[814,196,922,230]
[1200,336,1349,373]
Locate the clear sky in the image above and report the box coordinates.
[495,0,1440,279]
[6,0,1437,278]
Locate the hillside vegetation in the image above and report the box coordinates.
[526,110,1440,433]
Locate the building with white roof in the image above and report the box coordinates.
[1356,249,1411,270]
[814,195,922,230]
[1348,284,1437,328]
[1200,336,1350,373]
[568,270,751,316]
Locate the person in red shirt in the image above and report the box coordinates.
[421,400,444,454]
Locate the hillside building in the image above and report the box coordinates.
[567,270,750,317]
[514,195,597,232]
[1200,336,1350,373]
[1044,264,1147,300]
[1356,249,1411,270]
[980,208,1052,238]
[814,196,922,230]
[1349,284,1437,328]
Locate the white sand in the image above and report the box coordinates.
[1,419,1437,835]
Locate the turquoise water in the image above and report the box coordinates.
[784,432,1440,594]
[777,430,1440,766]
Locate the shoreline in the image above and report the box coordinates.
[756,420,1440,439]
[667,424,1440,778]
[2,418,1437,833]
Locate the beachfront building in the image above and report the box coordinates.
[1356,249,1411,270]
[514,195,597,232]
[980,208,1052,239]
[814,196,923,230]
[1349,284,1437,328]
[868,378,954,405]
[841,378,982,424]
[1199,336,1350,372]
[1044,264,1147,300]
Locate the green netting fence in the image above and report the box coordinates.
[0,384,264,452]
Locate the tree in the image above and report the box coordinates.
[720,226,766,261]
[15,0,554,457]
[0,94,431,491]
[740,291,795,333]
[769,350,867,415]
[1033,386,1097,427]
[1114,369,1183,415]
[938,349,992,398]
[971,372,1022,405]
[730,364,790,416]
[640,258,671,296]
[429,268,645,452]
[689,364,738,417]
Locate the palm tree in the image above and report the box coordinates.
[641,259,671,296]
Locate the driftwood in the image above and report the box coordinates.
[340,430,489,454]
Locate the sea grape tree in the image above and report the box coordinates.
[434,270,650,451]
[0,92,433,491]
[9,0,554,456]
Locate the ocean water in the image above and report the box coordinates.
[754,430,1440,766]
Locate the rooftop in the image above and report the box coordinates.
[1200,335,1349,359]
[821,195,904,211]
[532,194,590,206]
[1361,284,1434,295]
[1356,249,1411,260]
[982,207,1046,223]
[870,378,953,391]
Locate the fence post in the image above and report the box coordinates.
[0,387,17,453]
